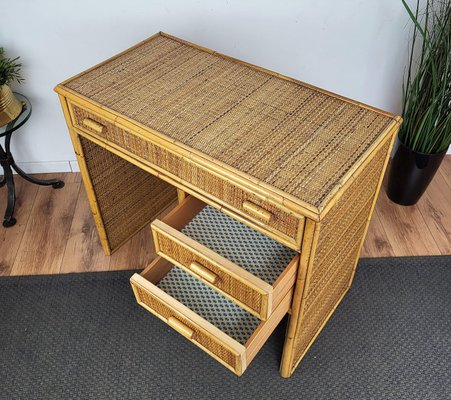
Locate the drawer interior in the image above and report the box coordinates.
[131,256,292,375]
[179,204,296,286]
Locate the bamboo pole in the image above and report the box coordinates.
[280,219,318,377]
[57,94,112,255]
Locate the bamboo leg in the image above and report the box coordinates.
[177,188,187,203]
[280,219,319,377]
[58,94,112,255]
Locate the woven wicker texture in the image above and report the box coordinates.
[134,285,238,369]
[290,138,391,370]
[79,137,177,251]
[71,103,302,241]
[157,266,260,345]
[65,34,396,209]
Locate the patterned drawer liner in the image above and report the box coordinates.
[180,205,296,285]
[158,265,260,345]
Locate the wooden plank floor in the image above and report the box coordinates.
[1,156,450,276]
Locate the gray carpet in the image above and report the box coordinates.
[0,256,450,400]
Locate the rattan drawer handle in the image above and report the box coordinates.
[242,200,272,222]
[190,261,218,284]
[82,118,105,133]
[167,317,194,339]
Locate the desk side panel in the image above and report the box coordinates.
[280,129,397,377]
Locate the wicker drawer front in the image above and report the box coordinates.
[151,196,298,320]
[68,101,304,250]
[130,256,292,376]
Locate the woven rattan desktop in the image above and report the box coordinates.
[55,32,402,377]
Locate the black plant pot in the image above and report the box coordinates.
[387,138,448,206]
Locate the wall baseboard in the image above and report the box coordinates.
[10,161,80,174]
[69,160,80,172]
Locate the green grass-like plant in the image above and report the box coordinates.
[0,47,24,87]
[399,0,450,154]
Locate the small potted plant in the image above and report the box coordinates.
[0,47,24,126]
[387,0,450,205]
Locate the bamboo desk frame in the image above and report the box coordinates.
[55,32,401,377]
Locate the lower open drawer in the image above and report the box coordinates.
[130,256,292,376]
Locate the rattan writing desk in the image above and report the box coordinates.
[55,32,402,377]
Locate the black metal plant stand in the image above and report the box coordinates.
[0,93,64,227]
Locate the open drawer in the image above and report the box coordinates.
[151,196,299,320]
[130,256,292,375]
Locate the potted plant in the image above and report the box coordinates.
[387,0,450,205]
[0,47,24,126]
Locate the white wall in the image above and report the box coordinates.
[1,0,429,173]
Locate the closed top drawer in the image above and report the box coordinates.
[67,100,305,251]
[151,196,299,320]
[130,256,292,376]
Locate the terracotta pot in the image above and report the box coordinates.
[387,138,448,205]
[0,84,22,126]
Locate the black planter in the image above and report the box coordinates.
[387,139,448,205]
